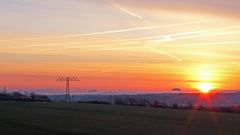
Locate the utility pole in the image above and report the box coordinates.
[57,77,79,102]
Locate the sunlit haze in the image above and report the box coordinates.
[0,0,240,93]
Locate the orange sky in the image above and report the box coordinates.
[0,0,240,93]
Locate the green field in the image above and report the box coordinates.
[0,102,239,135]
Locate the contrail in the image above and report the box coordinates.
[146,24,240,43]
[0,26,160,42]
[110,1,153,25]
[58,26,160,38]
[173,32,238,40]
[145,45,182,62]
[4,23,237,51]
[34,41,141,53]
[0,21,209,42]
[1,22,210,54]
[150,31,239,42]
[55,21,208,38]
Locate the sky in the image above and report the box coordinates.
[0,0,240,93]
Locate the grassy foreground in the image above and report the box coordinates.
[0,102,239,135]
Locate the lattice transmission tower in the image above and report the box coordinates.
[57,77,79,102]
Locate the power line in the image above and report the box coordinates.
[57,77,79,102]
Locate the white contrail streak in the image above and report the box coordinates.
[2,23,238,52]
[58,26,159,37]
[110,1,153,25]
[150,32,239,42]
[145,45,182,62]
[0,21,209,42]
[0,26,160,42]
[146,24,240,43]
[57,21,208,38]
[109,0,194,62]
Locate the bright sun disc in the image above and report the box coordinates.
[197,82,213,93]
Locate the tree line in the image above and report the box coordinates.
[0,91,50,102]
[113,97,240,113]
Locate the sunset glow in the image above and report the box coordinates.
[197,82,213,93]
[0,0,240,93]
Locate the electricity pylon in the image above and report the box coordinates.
[57,77,79,102]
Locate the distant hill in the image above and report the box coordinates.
[49,92,240,107]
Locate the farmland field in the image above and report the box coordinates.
[0,102,239,135]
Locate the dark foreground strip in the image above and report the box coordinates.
[0,118,86,135]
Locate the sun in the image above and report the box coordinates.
[197,82,213,93]
[190,66,216,93]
